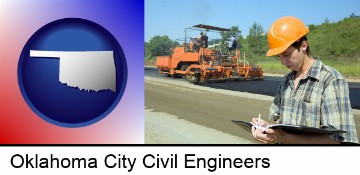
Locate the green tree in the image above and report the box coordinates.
[308,24,316,31]
[324,18,330,24]
[146,35,174,61]
[220,26,243,50]
[247,22,267,59]
[349,13,357,18]
[144,42,148,57]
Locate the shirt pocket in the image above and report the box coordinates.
[299,101,321,127]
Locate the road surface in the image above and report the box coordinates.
[145,74,360,144]
[145,67,360,109]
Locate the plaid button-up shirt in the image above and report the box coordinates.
[270,59,358,143]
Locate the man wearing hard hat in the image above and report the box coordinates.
[251,16,358,144]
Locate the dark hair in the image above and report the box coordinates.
[291,36,311,56]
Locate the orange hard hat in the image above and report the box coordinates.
[266,16,309,56]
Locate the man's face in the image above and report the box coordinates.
[277,46,304,72]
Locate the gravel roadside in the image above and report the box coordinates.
[145,108,256,144]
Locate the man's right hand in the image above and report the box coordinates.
[251,118,277,144]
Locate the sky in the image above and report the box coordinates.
[145,0,360,42]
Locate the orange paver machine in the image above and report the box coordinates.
[156,24,263,83]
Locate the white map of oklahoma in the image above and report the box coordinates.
[30,50,116,93]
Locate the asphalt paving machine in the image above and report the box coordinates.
[156,24,263,83]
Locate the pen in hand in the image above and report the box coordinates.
[257,114,267,134]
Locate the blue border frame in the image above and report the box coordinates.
[17,18,127,128]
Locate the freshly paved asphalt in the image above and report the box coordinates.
[145,67,360,109]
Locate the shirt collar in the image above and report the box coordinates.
[307,58,322,80]
[287,58,322,81]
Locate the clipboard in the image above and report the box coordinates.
[231,120,346,135]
